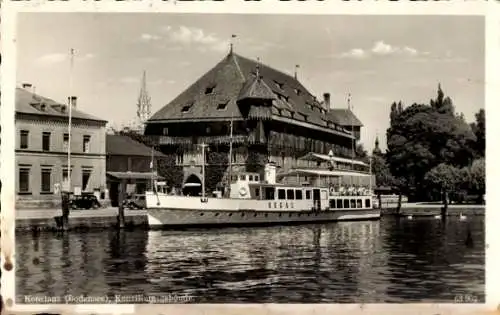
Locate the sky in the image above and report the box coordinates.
[16,13,485,153]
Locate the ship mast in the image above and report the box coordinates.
[348,93,354,186]
[227,115,234,196]
[200,143,208,199]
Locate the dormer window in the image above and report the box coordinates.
[40,104,46,111]
[205,85,216,95]
[274,81,284,90]
[181,102,193,113]
[217,101,228,110]
[294,88,301,96]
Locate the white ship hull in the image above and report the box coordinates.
[147,208,380,228]
[145,192,380,228]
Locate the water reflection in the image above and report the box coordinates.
[16,216,484,303]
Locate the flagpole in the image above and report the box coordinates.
[67,48,75,192]
[348,93,354,186]
[227,114,234,197]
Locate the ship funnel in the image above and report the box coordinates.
[264,162,277,184]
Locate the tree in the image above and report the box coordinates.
[371,154,395,188]
[470,109,485,157]
[386,85,476,200]
[424,163,461,206]
[205,149,228,193]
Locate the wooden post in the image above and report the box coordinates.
[117,179,126,229]
[441,189,448,219]
[61,191,70,231]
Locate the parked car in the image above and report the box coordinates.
[70,193,101,210]
[123,194,146,209]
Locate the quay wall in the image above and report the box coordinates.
[15,208,148,231]
[381,203,485,217]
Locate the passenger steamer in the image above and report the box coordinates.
[145,146,380,228]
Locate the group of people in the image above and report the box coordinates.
[329,184,372,196]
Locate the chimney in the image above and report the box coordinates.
[68,96,77,109]
[323,93,331,110]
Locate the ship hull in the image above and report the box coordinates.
[146,207,381,229]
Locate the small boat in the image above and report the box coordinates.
[459,213,467,221]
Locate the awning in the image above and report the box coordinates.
[107,171,164,181]
[298,152,368,167]
[277,168,372,179]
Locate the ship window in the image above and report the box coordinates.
[231,175,238,182]
[255,175,259,181]
[350,199,356,208]
[344,199,349,208]
[365,199,371,208]
[249,175,253,181]
[286,189,294,200]
[278,189,286,199]
[239,175,246,181]
[330,200,336,209]
[337,199,342,209]
[265,187,275,200]
[305,190,311,200]
[295,190,303,200]
[357,199,362,208]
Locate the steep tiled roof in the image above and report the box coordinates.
[15,87,106,122]
[148,53,362,131]
[327,109,363,127]
[106,135,166,157]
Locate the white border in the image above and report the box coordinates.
[1,2,499,314]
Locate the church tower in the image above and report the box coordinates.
[136,70,152,133]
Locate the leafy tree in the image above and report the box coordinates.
[371,154,395,188]
[424,163,461,205]
[386,85,476,200]
[205,148,228,193]
[470,109,485,157]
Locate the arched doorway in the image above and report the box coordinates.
[183,174,202,196]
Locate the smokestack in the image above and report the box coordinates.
[323,93,331,110]
[68,96,77,109]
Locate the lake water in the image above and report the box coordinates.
[16,215,485,303]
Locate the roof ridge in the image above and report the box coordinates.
[230,53,246,81]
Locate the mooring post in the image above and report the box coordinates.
[61,191,70,231]
[441,190,448,219]
[117,179,126,229]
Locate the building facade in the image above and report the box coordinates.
[145,52,364,193]
[106,134,165,206]
[15,86,108,209]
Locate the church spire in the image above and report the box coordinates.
[373,133,382,156]
[136,70,152,132]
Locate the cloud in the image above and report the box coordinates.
[34,52,96,66]
[339,48,367,59]
[371,41,419,57]
[140,33,161,42]
[35,53,67,65]
[336,41,420,59]
[119,76,140,84]
[162,25,229,53]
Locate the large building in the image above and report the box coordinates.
[15,85,108,209]
[145,51,363,193]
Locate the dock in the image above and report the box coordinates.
[381,202,485,217]
[15,208,148,232]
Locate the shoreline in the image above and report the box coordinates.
[14,203,485,232]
